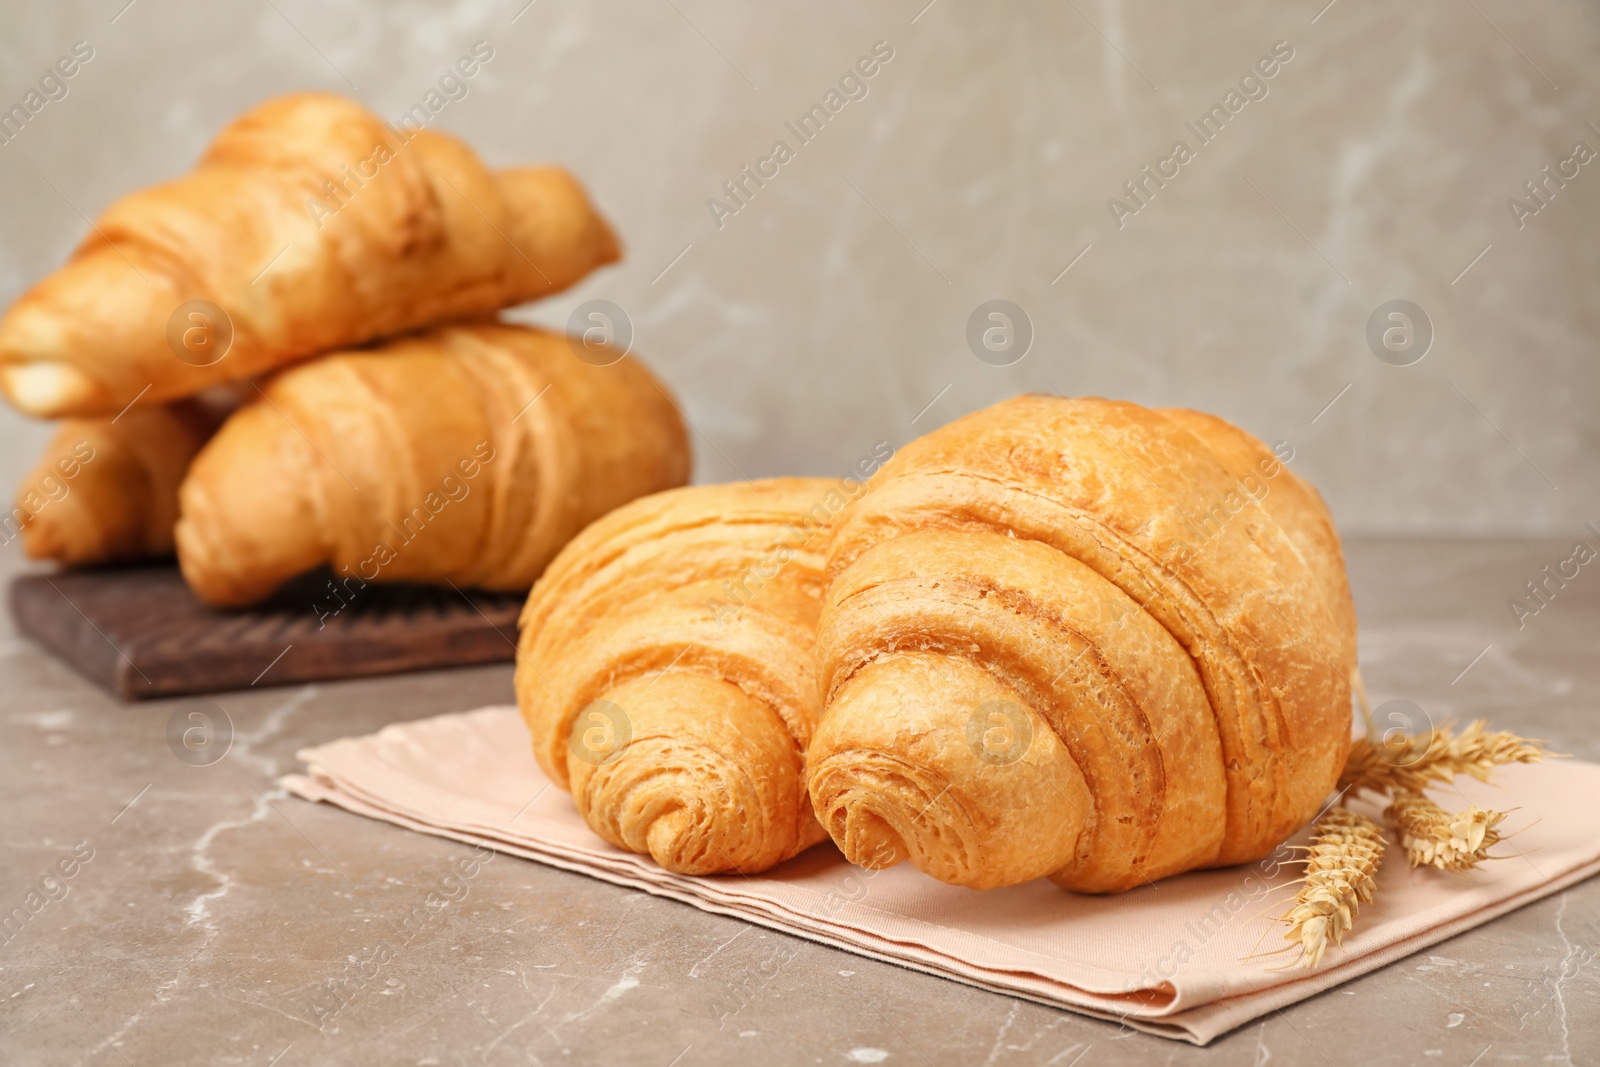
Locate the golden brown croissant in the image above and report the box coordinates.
[174,322,689,607]
[8,402,222,564]
[0,92,620,418]
[516,479,839,875]
[807,396,1356,893]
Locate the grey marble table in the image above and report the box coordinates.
[2,538,1597,1066]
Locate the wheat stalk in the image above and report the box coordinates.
[1280,808,1385,967]
[1339,719,1548,798]
[1271,681,1552,969]
[1385,788,1506,871]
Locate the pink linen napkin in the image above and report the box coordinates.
[282,706,1600,1044]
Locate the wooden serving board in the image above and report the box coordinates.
[9,564,524,701]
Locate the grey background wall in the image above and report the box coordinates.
[2,0,1596,536]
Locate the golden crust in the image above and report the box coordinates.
[1156,407,1357,670]
[516,478,838,875]
[0,92,620,417]
[174,322,688,606]
[809,395,1355,891]
[12,403,220,564]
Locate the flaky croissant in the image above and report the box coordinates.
[807,396,1357,893]
[174,322,689,607]
[9,402,223,564]
[516,479,838,875]
[0,92,620,418]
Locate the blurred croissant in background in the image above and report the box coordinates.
[0,92,619,418]
[8,393,239,565]
[175,322,690,606]
[807,396,1357,893]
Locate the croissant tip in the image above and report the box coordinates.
[643,807,726,875]
[837,807,907,870]
[16,519,56,562]
[172,515,263,607]
[596,217,623,265]
[2,362,105,418]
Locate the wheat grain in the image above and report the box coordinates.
[1281,710,1544,968]
[1445,720,1548,782]
[1280,807,1385,967]
[1385,788,1505,871]
[1339,719,1547,798]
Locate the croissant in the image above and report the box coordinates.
[807,396,1357,893]
[516,479,838,875]
[174,322,689,607]
[0,92,620,418]
[8,401,224,564]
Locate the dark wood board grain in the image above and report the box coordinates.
[8,564,524,701]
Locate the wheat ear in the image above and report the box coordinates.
[1279,808,1385,967]
[1385,788,1506,871]
[1339,719,1549,798]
